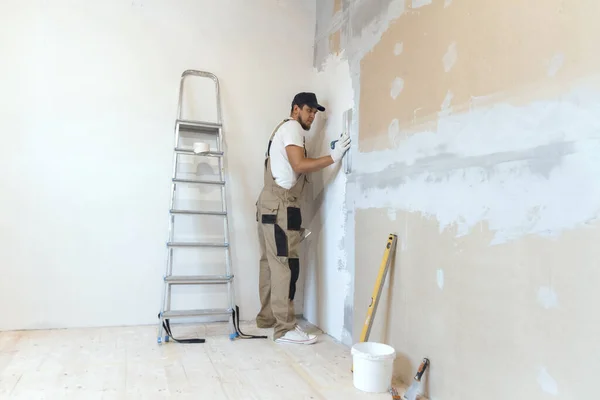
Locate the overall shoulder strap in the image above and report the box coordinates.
[266,118,293,158]
[303,136,307,157]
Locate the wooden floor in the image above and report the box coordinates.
[0,320,404,399]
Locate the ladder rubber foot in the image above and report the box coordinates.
[165,336,170,342]
[229,333,239,340]
[157,337,162,344]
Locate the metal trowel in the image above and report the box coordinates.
[328,108,353,174]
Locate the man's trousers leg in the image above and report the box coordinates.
[256,220,276,328]
[257,200,302,340]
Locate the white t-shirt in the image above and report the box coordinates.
[269,119,305,189]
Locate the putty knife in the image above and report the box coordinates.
[342,108,352,174]
[300,228,311,242]
[402,358,430,400]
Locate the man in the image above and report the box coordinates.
[255,92,351,345]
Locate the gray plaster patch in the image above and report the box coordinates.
[353,141,576,190]
[314,1,353,68]
[527,142,574,179]
[343,301,354,341]
[316,0,336,39]
[350,0,393,39]
[314,36,331,70]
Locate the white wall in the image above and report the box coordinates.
[0,0,316,331]
[301,53,355,344]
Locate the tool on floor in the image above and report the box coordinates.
[390,387,401,400]
[156,69,266,344]
[352,233,398,372]
[402,358,430,400]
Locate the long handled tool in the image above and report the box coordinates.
[360,233,398,342]
[352,234,398,372]
[402,358,430,400]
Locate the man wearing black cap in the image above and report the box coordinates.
[254,92,351,345]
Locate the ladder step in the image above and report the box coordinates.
[165,275,234,284]
[173,178,225,186]
[175,148,224,157]
[177,119,221,133]
[167,242,229,248]
[170,209,226,216]
[162,308,232,319]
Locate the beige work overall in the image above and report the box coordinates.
[255,119,307,340]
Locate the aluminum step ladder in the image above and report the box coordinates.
[156,70,238,344]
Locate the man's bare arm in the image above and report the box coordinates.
[286,145,334,174]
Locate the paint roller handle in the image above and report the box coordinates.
[413,358,430,382]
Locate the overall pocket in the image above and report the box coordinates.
[259,200,288,257]
[258,200,279,224]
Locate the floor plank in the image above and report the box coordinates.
[0,321,410,399]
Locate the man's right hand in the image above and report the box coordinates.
[330,132,351,163]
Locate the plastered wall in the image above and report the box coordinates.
[359,0,600,152]
[301,53,354,344]
[314,0,600,398]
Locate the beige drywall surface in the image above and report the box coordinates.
[355,208,600,399]
[311,0,600,398]
[0,0,316,330]
[359,0,600,152]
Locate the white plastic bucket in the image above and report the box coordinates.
[351,342,396,393]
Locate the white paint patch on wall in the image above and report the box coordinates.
[444,0,453,8]
[412,0,433,9]
[304,51,354,341]
[443,42,458,72]
[537,367,559,396]
[391,77,405,99]
[537,286,558,309]
[354,83,600,244]
[441,90,454,110]
[547,52,565,77]
[388,118,401,147]
[394,42,404,55]
[439,89,454,116]
[387,208,398,221]
[437,269,444,290]
[358,84,600,169]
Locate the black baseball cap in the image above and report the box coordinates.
[292,92,325,112]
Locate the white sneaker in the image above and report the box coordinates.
[275,325,317,345]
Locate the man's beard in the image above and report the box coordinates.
[298,115,311,131]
